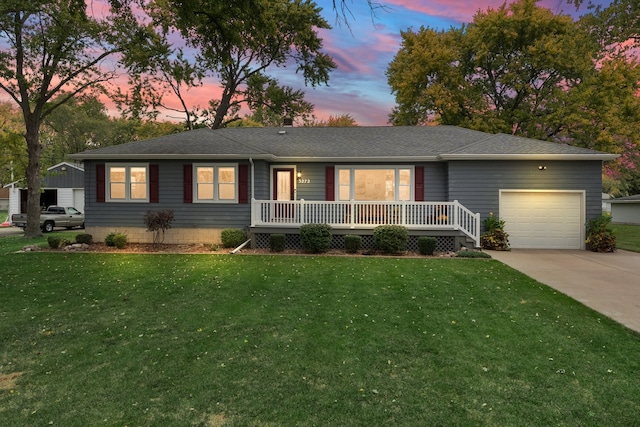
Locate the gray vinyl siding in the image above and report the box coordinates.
[424,162,447,201]
[295,163,330,201]
[43,166,84,189]
[252,160,270,200]
[448,160,603,224]
[84,160,252,229]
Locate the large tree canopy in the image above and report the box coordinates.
[387,0,598,136]
[0,0,157,237]
[149,0,336,128]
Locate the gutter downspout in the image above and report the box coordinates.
[249,157,255,227]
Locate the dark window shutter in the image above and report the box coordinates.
[183,164,193,203]
[96,163,105,203]
[414,166,424,201]
[325,166,335,201]
[238,164,249,204]
[150,164,159,203]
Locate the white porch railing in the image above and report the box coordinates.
[251,199,480,247]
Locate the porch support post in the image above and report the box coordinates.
[349,200,355,229]
[251,198,257,227]
[453,200,460,230]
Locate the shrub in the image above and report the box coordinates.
[47,236,61,249]
[112,233,128,249]
[60,238,72,247]
[480,229,510,251]
[480,212,509,250]
[483,212,505,232]
[270,234,285,252]
[300,223,332,253]
[105,233,117,247]
[144,209,174,245]
[418,236,437,255]
[75,233,93,244]
[344,235,362,253]
[586,213,616,253]
[374,225,408,254]
[221,228,247,248]
[456,250,491,258]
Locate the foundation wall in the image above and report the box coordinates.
[85,226,224,245]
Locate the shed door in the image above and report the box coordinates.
[499,191,584,249]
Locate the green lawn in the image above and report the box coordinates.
[613,224,640,252]
[1,235,640,426]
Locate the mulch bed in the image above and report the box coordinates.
[27,242,458,257]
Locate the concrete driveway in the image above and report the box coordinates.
[488,249,640,334]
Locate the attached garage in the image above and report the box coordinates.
[499,190,585,249]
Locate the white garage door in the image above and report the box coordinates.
[499,191,584,249]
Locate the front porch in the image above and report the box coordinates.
[250,199,481,250]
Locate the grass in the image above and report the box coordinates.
[1,235,640,426]
[613,224,640,252]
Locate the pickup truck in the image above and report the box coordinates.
[11,206,85,232]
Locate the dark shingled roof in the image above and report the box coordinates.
[70,125,617,161]
[610,194,640,203]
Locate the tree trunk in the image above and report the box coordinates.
[211,85,236,129]
[24,118,43,238]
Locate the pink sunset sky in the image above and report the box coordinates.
[293,0,611,126]
[173,0,612,126]
[1,0,612,127]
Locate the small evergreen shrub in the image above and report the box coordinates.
[374,225,408,254]
[344,235,362,253]
[60,238,72,247]
[112,233,128,249]
[143,209,174,245]
[270,234,285,252]
[47,236,61,249]
[105,233,117,247]
[418,236,437,255]
[300,223,332,253]
[75,233,93,244]
[586,213,616,252]
[221,228,247,248]
[456,250,491,258]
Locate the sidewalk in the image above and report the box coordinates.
[487,249,640,334]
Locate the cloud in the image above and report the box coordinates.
[382,0,609,23]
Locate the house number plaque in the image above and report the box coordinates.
[298,178,311,184]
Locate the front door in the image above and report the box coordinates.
[273,168,294,218]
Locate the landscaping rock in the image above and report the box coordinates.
[64,243,89,252]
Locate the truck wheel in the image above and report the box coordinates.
[42,221,54,233]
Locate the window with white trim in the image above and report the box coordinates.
[107,164,148,202]
[194,164,238,202]
[337,167,413,201]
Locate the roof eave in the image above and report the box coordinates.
[275,156,441,162]
[439,154,620,161]
[68,154,443,162]
[68,153,276,161]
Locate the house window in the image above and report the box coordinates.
[337,167,413,201]
[107,164,148,202]
[194,164,238,202]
